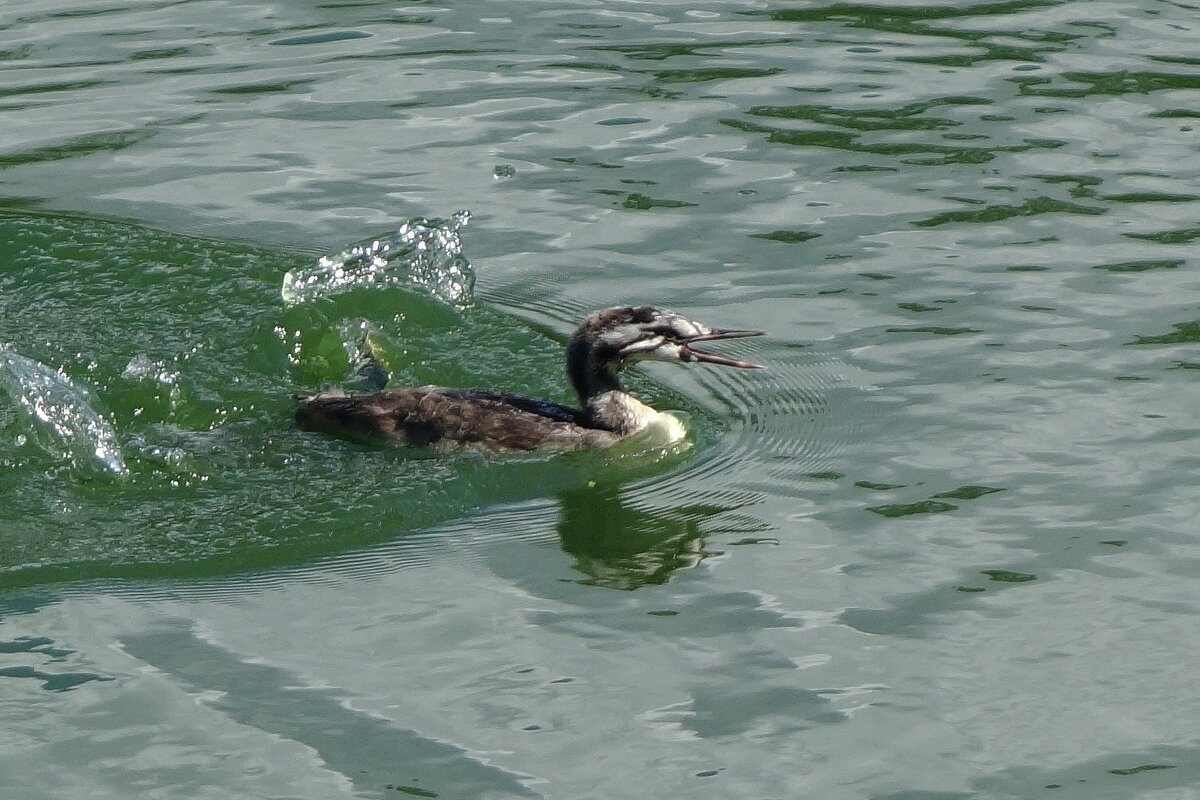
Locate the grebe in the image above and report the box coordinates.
[295,305,763,451]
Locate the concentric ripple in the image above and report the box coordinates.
[634,344,871,511]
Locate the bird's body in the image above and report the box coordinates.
[296,387,625,451]
[295,306,761,452]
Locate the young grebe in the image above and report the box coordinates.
[295,305,762,451]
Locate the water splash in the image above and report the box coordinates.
[0,347,128,477]
[282,210,475,307]
[121,353,181,387]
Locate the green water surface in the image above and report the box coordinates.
[2,1,1199,799]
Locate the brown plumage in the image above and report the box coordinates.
[295,306,763,452]
[295,388,622,451]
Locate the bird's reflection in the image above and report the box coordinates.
[554,479,732,590]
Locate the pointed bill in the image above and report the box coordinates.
[683,328,764,369]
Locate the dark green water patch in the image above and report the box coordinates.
[726,537,780,546]
[746,97,990,132]
[0,45,35,62]
[912,196,1105,227]
[620,193,697,210]
[387,785,438,797]
[717,118,853,150]
[651,67,783,84]
[1018,70,1200,98]
[1100,192,1200,204]
[855,481,904,490]
[0,213,723,589]
[1093,259,1184,273]
[1109,764,1176,776]
[0,79,109,99]
[867,500,958,517]
[980,569,1036,583]
[750,0,1063,32]
[0,129,155,170]
[1151,54,1200,67]
[210,80,315,96]
[0,664,111,692]
[1151,108,1200,119]
[543,61,621,75]
[897,46,1051,68]
[1124,227,1200,244]
[270,30,372,46]
[721,118,1064,164]
[1127,321,1200,345]
[931,486,1005,500]
[750,230,821,244]
[129,46,197,61]
[1032,173,1101,198]
[885,326,982,336]
[747,2,1082,73]
[587,38,800,62]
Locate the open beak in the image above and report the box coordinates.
[682,328,765,369]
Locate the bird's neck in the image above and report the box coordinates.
[567,346,656,435]
[584,389,660,435]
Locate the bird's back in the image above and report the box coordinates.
[295,387,621,451]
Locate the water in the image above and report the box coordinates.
[2,1,1199,798]
[0,345,128,477]
[281,210,475,306]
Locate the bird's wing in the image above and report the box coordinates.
[296,387,608,450]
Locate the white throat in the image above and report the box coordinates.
[590,390,687,443]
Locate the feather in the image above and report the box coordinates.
[296,388,620,451]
